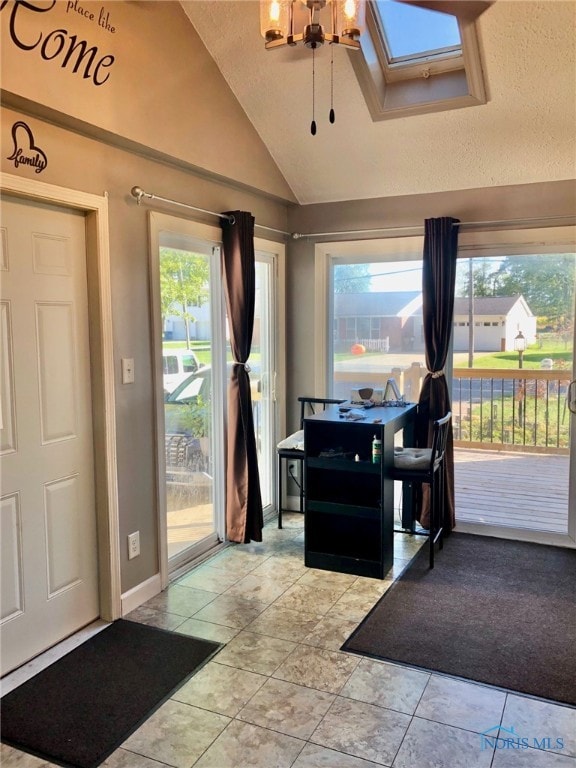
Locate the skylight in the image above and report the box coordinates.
[374,0,461,62]
[348,0,490,121]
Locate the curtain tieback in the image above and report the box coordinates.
[232,361,251,372]
[431,369,445,378]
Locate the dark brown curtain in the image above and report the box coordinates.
[220,211,263,543]
[415,216,460,530]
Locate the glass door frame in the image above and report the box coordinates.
[315,227,576,550]
[452,226,576,548]
[150,215,286,587]
[254,237,287,521]
[149,213,226,585]
[253,248,278,515]
[314,236,425,395]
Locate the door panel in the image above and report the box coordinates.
[250,256,275,512]
[158,232,223,567]
[453,252,575,542]
[0,197,99,675]
[152,216,281,574]
[323,242,576,545]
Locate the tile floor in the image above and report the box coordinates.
[2,514,575,768]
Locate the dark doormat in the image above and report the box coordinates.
[1,619,221,768]
[342,533,576,706]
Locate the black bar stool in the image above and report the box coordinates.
[277,396,345,528]
[393,411,451,568]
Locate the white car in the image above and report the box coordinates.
[162,349,202,395]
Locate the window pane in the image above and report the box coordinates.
[331,259,425,401]
[160,241,217,562]
[374,0,461,60]
[453,252,575,535]
[249,258,274,510]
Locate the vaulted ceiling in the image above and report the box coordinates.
[181,1,576,206]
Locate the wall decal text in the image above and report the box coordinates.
[0,0,116,86]
[6,121,48,174]
[66,1,116,34]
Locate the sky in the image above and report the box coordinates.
[368,261,423,291]
[374,1,461,58]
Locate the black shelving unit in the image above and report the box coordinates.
[303,404,417,579]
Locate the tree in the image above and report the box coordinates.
[456,253,575,330]
[333,263,372,293]
[456,257,500,297]
[160,248,210,347]
[494,254,575,327]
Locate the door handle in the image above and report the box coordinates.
[568,380,576,415]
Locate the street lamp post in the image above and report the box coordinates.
[514,331,527,426]
[514,330,527,369]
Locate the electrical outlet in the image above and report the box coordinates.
[127,531,140,560]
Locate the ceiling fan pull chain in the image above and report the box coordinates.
[311,44,317,136]
[329,43,335,124]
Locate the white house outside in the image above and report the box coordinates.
[333,292,536,355]
[452,295,536,352]
[164,303,211,342]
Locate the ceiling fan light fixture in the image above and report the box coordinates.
[260,0,365,134]
[304,22,325,47]
[260,0,364,49]
[260,0,292,43]
[337,0,364,40]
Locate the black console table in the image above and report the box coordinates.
[303,403,417,579]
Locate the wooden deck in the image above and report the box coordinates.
[454,448,570,533]
[166,478,214,560]
[167,502,214,560]
[165,449,571,557]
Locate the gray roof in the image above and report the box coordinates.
[453,295,530,316]
[335,291,421,317]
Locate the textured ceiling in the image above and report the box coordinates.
[181,1,576,205]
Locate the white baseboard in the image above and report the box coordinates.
[285,493,302,511]
[121,573,162,616]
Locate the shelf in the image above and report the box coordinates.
[307,457,381,474]
[302,406,416,579]
[306,500,380,519]
[306,512,383,567]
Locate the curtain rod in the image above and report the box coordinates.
[291,215,576,240]
[130,188,574,240]
[130,186,291,237]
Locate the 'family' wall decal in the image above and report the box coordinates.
[6,121,47,174]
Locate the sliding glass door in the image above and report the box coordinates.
[250,254,276,510]
[452,250,576,544]
[325,241,426,403]
[157,227,225,569]
[150,214,281,577]
[320,235,576,548]
[323,239,425,530]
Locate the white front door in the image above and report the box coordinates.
[1,196,99,675]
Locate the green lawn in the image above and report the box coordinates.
[456,340,572,370]
[464,392,571,449]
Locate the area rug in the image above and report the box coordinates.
[1,619,221,768]
[342,533,576,706]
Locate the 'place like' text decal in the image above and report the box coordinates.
[1,0,116,86]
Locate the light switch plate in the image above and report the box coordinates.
[121,358,135,384]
